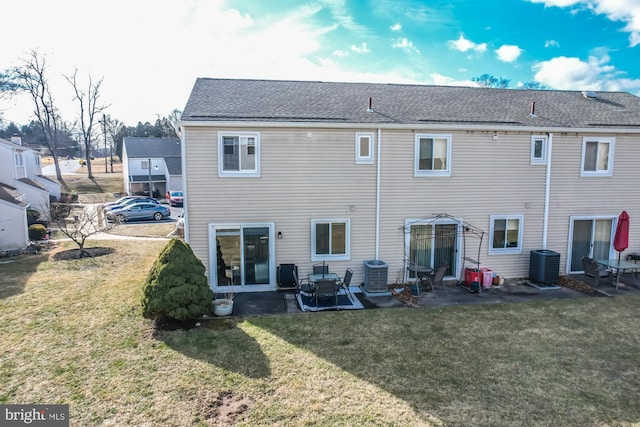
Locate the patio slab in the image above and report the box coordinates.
[224,276,639,318]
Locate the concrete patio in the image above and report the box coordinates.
[227,274,640,318]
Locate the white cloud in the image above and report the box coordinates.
[533,54,640,93]
[390,23,402,31]
[430,73,476,87]
[528,0,640,47]
[351,42,371,53]
[392,37,420,54]
[495,45,523,62]
[447,35,487,53]
[545,40,560,48]
[333,50,349,57]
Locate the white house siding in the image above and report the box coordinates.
[122,146,131,194]
[0,201,28,251]
[184,126,379,286]
[545,133,640,275]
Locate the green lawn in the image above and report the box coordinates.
[1,240,639,426]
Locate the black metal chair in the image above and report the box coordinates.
[314,279,339,309]
[313,264,329,275]
[276,264,299,291]
[339,268,353,297]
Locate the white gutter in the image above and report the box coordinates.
[542,133,553,249]
[178,120,640,135]
[375,128,381,259]
[179,126,188,242]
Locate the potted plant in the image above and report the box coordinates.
[214,291,235,316]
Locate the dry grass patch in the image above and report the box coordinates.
[105,222,176,238]
[1,241,640,426]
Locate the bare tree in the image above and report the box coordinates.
[15,50,67,187]
[65,70,109,179]
[49,202,119,257]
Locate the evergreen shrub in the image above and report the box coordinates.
[141,239,214,321]
[28,224,48,240]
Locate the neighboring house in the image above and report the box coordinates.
[0,183,29,252]
[0,136,58,221]
[179,78,640,293]
[122,137,182,197]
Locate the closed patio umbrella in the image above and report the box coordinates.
[613,211,630,286]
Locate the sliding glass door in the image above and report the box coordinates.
[568,216,614,273]
[406,220,458,280]
[210,223,274,291]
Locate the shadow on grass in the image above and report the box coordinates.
[0,252,51,300]
[155,319,271,379]
[89,177,104,193]
[250,299,640,426]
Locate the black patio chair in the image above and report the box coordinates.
[339,268,353,297]
[314,278,339,309]
[276,264,299,291]
[313,263,329,275]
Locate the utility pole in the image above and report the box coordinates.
[103,114,108,173]
[148,157,152,196]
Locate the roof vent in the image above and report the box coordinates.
[582,90,598,99]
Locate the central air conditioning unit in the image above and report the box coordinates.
[529,249,560,283]
[363,260,388,292]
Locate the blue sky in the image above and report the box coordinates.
[1,0,639,127]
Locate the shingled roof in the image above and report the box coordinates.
[181,78,640,129]
[123,137,182,175]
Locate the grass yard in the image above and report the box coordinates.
[1,240,640,426]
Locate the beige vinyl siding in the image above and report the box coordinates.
[183,126,378,285]
[377,129,547,281]
[546,133,640,274]
[184,124,640,287]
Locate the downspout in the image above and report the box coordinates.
[542,133,553,249]
[375,128,381,259]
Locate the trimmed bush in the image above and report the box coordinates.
[28,224,48,240]
[141,239,214,321]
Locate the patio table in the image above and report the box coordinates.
[596,259,640,288]
[308,272,340,284]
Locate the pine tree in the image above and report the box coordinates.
[141,239,214,321]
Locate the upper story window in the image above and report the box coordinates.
[34,154,41,167]
[489,215,523,254]
[311,218,350,261]
[218,132,260,177]
[530,135,547,165]
[581,137,614,177]
[355,132,374,164]
[414,134,451,177]
[141,160,149,169]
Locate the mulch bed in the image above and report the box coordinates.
[52,247,116,261]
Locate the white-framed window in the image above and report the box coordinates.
[14,151,23,167]
[141,160,149,169]
[530,135,547,165]
[355,132,374,164]
[489,215,524,254]
[311,218,350,261]
[414,134,451,176]
[580,137,614,177]
[34,154,41,167]
[218,132,260,177]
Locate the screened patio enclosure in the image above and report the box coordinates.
[403,214,485,283]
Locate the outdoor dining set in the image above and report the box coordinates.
[276,263,353,309]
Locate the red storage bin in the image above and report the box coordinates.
[464,268,480,287]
